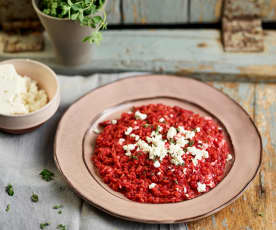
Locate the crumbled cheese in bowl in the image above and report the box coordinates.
[0,64,48,115]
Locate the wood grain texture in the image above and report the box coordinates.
[106,0,121,25]
[1,29,276,80]
[254,83,276,230]
[190,0,276,23]
[190,0,223,23]
[122,0,188,24]
[261,0,276,21]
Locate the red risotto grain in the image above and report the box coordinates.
[92,104,230,203]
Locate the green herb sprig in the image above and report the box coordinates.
[40,223,50,229]
[39,0,107,44]
[5,184,14,196]
[31,193,39,203]
[5,204,10,212]
[56,224,66,230]
[40,169,55,181]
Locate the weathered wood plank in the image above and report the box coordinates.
[106,0,121,25]
[262,0,276,21]
[254,83,276,230]
[190,0,276,23]
[1,29,276,81]
[183,82,268,230]
[122,0,188,24]
[190,0,223,23]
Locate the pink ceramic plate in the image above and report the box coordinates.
[54,75,262,223]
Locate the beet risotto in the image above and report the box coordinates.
[92,104,232,203]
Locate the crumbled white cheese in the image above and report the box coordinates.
[93,128,100,134]
[111,119,117,124]
[133,126,139,130]
[118,138,125,145]
[149,183,156,189]
[176,136,189,147]
[127,111,132,114]
[167,127,177,139]
[159,117,165,122]
[187,146,209,166]
[183,168,187,175]
[0,64,48,115]
[123,144,136,151]
[157,171,161,175]
[169,143,185,165]
[170,114,174,118]
[130,134,140,141]
[178,127,196,139]
[153,161,161,168]
[197,182,206,193]
[226,154,233,161]
[183,186,187,193]
[125,127,133,135]
[123,144,136,156]
[196,127,201,132]
[135,110,147,120]
[156,125,163,132]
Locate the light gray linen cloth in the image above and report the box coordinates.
[0,73,186,230]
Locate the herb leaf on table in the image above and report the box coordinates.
[31,193,39,203]
[40,222,50,229]
[5,184,14,196]
[40,169,55,181]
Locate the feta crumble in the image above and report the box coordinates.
[157,171,161,175]
[123,144,136,156]
[135,110,147,120]
[118,138,125,145]
[125,127,133,135]
[149,183,156,189]
[111,120,117,124]
[153,161,161,168]
[159,117,165,122]
[188,146,209,166]
[93,128,100,134]
[226,154,233,161]
[197,182,206,193]
[167,127,177,139]
[196,127,201,132]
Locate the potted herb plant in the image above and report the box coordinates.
[32,0,107,66]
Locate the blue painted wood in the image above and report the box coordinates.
[122,0,188,24]
[1,29,276,81]
[106,0,121,25]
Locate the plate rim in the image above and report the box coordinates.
[54,74,263,223]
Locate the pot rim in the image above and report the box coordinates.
[32,0,106,21]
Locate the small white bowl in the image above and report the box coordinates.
[0,59,60,134]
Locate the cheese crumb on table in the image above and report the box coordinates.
[0,64,48,115]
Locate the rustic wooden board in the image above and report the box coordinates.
[254,83,276,230]
[1,29,276,81]
[190,0,276,23]
[190,0,223,23]
[106,0,121,25]
[122,0,188,24]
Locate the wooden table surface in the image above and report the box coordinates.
[0,74,275,230]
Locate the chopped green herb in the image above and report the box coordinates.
[40,222,50,229]
[143,124,149,128]
[58,210,62,214]
[40,169,54,181]
[174,180,178,184]
[56,224,66,230]
[5,184,14,196]
[5,204,10,212]
[53,205,63,210]
[31,193,39,203]
[131,155,138,160]
[189,140,195,147]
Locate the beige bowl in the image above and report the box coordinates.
[0,59,60,134]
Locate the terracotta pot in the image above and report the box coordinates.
[32,0,106,66]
